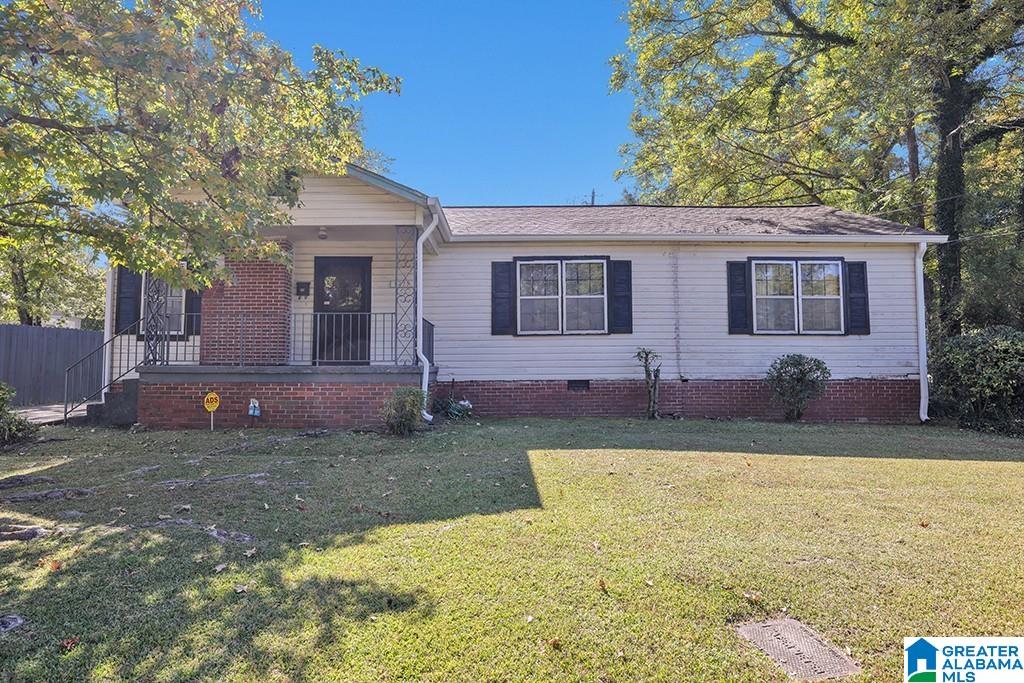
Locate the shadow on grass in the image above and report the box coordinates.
[0,417,1019,679]
[0,426,544,679]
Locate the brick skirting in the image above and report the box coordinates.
[433,378,920,423]
[139,381,411,429]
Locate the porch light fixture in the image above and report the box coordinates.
[317,226,328,240]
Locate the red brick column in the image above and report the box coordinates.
[200,242,292,365]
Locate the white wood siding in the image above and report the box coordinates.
[287,176,418,226]
[423,241,921,381]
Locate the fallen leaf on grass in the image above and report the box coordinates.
[645,579,654,587]
[525,615,535,623]
[234,584,247,593]
[243,547,257,558]
[919,519,931,528]
[548,638,562,651]
[61,637,79,651]
[214,563,228,573]
[598,578,608,594]
[743,590,763,604]
[591,541,600,552]
[158,514,172,521]
[175,504,191,513]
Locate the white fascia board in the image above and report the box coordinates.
[446,233,948,244]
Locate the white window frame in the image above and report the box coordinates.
[140,274,187,336]
[752,260,798,334]
[797,260,844,335]
[516,260,563,335]
[562,259,608,334]
[751,258,846,335]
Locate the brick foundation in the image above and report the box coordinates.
[433,378,920,423]
[200,243,292,365]
[138,380,413,429]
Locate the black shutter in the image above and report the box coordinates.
[844,261,870,334]
[608,260,633,333]
[727,261,752,334]
[491,261,515,335]
[185,288,202,336]
[114,267,142,334]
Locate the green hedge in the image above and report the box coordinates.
[930,326,1024,435]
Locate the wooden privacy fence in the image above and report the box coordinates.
[0,324,103,406]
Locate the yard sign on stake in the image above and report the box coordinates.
[203,391,220,431]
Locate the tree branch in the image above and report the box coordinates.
[964,117,1024,150]
[769,0,857,46]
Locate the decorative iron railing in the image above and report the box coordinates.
[65,312,436,420]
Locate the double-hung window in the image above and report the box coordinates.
[752,259,844,334]
[517,258,608,335]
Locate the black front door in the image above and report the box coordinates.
[314,257,372,364]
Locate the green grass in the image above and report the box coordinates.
[1,418,1022,682]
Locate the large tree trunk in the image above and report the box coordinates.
[933,71,968,337]
[6,252,40,326]
[905,118,925,231]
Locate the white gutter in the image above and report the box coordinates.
[915,242,929,422]
[416,198,441,422]
[102,266,115,388]
[448,233,948,244]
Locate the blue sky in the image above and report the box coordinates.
[257,0,634,205]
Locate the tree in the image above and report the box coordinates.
[0,0,399,289]
[612,0,1024,334]
[0,238,104,326]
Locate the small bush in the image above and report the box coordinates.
[0,383,38,446]
[931,326,1024,435]
[381,387,427,436]
[764,354,831,421]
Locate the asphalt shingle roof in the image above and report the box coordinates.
[443,204,931,238]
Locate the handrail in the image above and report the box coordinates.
[63,318,143,423]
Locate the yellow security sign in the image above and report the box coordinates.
[203,392,220,413]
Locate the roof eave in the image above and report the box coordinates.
[446,232,948,244]
[344,163,430,207]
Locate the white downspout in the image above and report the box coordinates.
[416,198,440,422]
[915,242,929,422]
[102,266,115,389]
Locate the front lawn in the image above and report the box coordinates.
[1,419,1021,681]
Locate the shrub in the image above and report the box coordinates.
[381,387,427,436]
[930,326,1024,435]
[764,354,831,421]
[0,383,38,446]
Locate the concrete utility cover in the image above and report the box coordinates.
[737,618,860,681]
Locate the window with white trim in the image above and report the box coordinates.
[517,259,607,334]
[752,259,844,334]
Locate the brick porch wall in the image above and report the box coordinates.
[433,378,920,423]
[199,243,292,365]
[138,381,411,429]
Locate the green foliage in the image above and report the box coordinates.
[764,354,831,421]
[381,387,426,437]
[0,240,104,325]
[0,383,38,446]
[0,0,399,288]
[613,0,1024,334]
[931,327,1024,435]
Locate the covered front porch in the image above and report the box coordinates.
[72,168,447,426]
